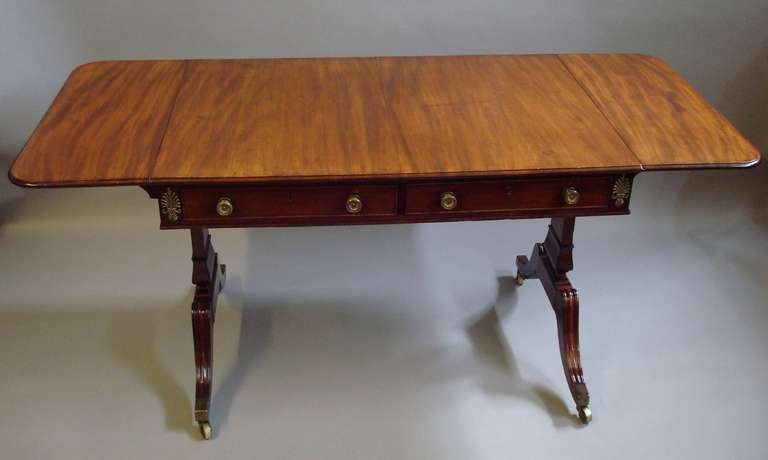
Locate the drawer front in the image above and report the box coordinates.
[179,184,398,221]
[153,174,632,227]
[404,177,615,215]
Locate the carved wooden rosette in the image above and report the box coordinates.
[611,175,632,207]
[160,188,182,222]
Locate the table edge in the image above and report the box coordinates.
[8,53,762,189]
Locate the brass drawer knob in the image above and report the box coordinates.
[562,186,580,205]
[440,191,458,210]
[346,194,363,214]
[216,197,234,216]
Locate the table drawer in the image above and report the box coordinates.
[178,184,399,221]
[404,176,616,215]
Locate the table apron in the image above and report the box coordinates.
[145,174,635,229]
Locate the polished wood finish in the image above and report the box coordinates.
[151,55,637,181]
[9,54,760,188]
[190,228,226,439]
[7,53,761,439]
[371,55,636,178]
[181,183,399,221]
[10,61,185,187]
[154,59,410,181]
[561,54,760,170]
[516,218,590,422]
[144,174,634,229]
[403,175,616,215]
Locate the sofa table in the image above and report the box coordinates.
[9,54,760,439]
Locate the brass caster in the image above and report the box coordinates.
[199,421,212,440]
[515,273,525,286]
[577,406,592,424]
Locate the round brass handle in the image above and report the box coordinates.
[346,194,363,214]
[440,192,458,210]
[216,197,234,216]
[562,186,580,205]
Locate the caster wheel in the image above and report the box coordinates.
[577,406,592,424]
[199,421,212,440]
[515,273,525,286]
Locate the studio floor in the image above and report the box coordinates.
[1,171,767,459]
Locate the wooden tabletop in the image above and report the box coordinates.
[9,54,760,187]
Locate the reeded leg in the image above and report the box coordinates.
[190,228,226,439]
[554,284,591,424]
[515,217,591,424]
[192,299,213,439]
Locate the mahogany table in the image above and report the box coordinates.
[9,54,760,439]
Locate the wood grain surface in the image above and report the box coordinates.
[371,55,639,177]
[560,54,760,170]
[154,59,408,180]
[9,54,760,187]
[152,56,639,181]
[10,61,185,186]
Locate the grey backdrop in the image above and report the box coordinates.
[1,1,766,459]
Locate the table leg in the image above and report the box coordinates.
[515,217,592,424]
[190,228,226,439]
